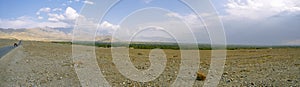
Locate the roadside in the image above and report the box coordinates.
[0,40,22,58]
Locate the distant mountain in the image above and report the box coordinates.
[0,28,115,42]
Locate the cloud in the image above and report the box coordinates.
[97,21,120,35]
[82,0,94,5]
[36,7,51,15]
[165,12,216,27]
[0,16,70,28]
[166,13,198,24]
[48,13,65,22]
[43,7,79,22]
[0,7,81,29]
[142,0,153,4]
[38,16,43,19]
[37,21,70,28]
[284,40,300,45]
[100,21,119,30]
[0,5,118,36]
[224,0,300,20]
[39,7,51,12]
[52,8,62,12]
[62,3,67,6]
[218,0,300,45]
[65,7,79,20]
[42,7,79,27]
[0,16,35,29]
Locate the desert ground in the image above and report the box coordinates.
[0,40,299,86]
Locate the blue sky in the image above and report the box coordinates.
[0,0,82,19]
[0,0,300,45]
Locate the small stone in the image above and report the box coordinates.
[57,77,63,80]
[223,72,228,75]
[196,71,206,81]
[226,80,231,83]
[250,82,255,85]
[40,79,47,83]
[137,53,143,55]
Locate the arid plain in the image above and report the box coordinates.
[0,40,299,86]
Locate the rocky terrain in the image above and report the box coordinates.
[0,40,299,86]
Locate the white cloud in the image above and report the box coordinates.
[284,40,300,45]
[0,16,70,28]
[216,0,300,45]
[97,21,120,35]
[48,13,65,22]
[225,0,300,20]
[37,21,70,28]
[165,12,213,29]
[100,21,119,30]
[40,7,79,22]
[52,8,62,12]
[166,12,199,24]
[142,0,153,4]
[39,7,51,12]
[47,18,59,22]
[82,0,94,5]
[65,7,79,20]
[68,0,73,3]
[38,16,43,19]
[1,7,82,29]
[36,7,51,15]
[0,16,35,29]
[62,3,67,6]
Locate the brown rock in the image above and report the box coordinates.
[196,71,206,81]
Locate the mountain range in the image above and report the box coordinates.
[0,28,114,42]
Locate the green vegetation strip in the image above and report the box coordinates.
[51,41,300,50]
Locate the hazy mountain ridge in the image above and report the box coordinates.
[0,28,115,42]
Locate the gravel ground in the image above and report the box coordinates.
[0,40,299,86]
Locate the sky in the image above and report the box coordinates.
[0,0,300,45]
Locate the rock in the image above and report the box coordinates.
[240,75,247,78]
[250,82,255,85]
[196,71,206,81]
[59,77,63,79]
[137,53,143,55]
[223,72,228,75]
[226,80,231,83]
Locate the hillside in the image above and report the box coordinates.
[0,28,115,42]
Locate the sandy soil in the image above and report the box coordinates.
[0,40,299,86]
